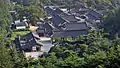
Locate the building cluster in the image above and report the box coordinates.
[11,3,106,59]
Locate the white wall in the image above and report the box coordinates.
[16,26,26,29]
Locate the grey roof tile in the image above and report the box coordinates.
[65,23,89,30]
[53,30,88,37]
[60,14,78,22]
[49,15,66,27]
[19,32,42,51]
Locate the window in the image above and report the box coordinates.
[20,43,25,46]
[32,46,36,52]
[36,47,41,51]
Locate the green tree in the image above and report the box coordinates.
[18,5,45,25]
[0,46,14,68]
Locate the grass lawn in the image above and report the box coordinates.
[10,31,30,40]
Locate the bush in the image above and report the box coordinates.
[13,28,30,32]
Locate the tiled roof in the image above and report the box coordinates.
[15,20,27,27]
[19,32,42,51]
[37,23,53,35]
[86,10,102,20]
[49,15,66,27]
[45,7,64,16]
[60,14,78,22]
[52,22,89,37]
[65,23,89,30]
[53,30,88,37]
[45,7,55,15]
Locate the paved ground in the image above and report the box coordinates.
[25,52,43,59]
[41,41,54,52]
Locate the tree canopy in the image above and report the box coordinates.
[1,0,120,68]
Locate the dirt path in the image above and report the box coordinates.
[29,24,38,31]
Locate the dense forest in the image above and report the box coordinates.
[1,0,120,68]
[0,0,17,68]
[0,0,11,44]
[2,30,120,68]
[101,9,120,38]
